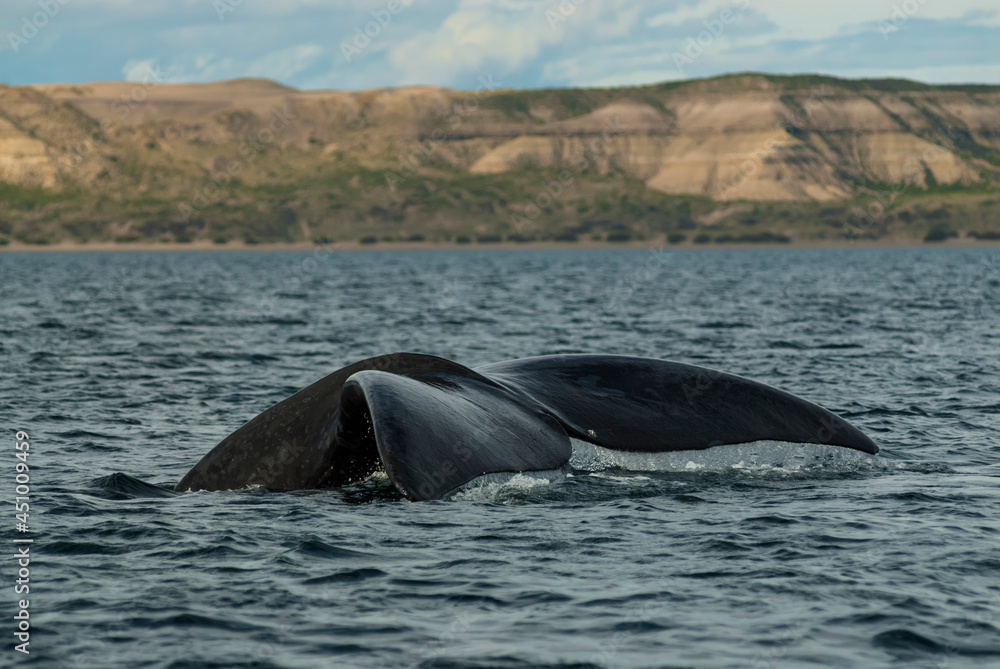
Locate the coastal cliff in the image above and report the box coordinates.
[1,73,998,245]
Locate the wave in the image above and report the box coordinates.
[568,438,882,473]
[447,439,884,503]
[96,441,884,505]
[88,472,180,499]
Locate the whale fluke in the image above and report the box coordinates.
[176,353,877,500]
[476,355,877,455]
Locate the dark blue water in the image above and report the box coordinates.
[2,248,999,668]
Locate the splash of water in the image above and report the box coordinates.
[568,439,881,473]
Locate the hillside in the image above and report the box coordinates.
[1,73,999,246]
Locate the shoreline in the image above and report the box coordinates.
[1,237,998,253]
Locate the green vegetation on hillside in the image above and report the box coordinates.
[2,160,997,246]
[2,72,999,246]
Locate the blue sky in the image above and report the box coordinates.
[2,0,999,90]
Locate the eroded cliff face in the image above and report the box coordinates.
[461,86,992,201]
[2,74,998,202]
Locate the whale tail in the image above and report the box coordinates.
[176,353,877,500]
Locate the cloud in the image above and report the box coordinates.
[379,0,656,87]
[532,2,1000,87]
[649,0,739,28]
[749,0,1000,40]
[384,2,557,86]
[121,58,160,82]
[0,0,998,88]
[245,44,325,81]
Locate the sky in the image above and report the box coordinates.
[1,0,999,90]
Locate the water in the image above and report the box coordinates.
[1,247,998,668]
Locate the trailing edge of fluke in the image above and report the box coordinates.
[175,353,878,500]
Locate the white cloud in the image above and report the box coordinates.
[749,0,1000,40]
[541,57,581,82]
[4,0,1000,89]
[594,3,643,38]
[382,0,651,86]
[246,44,325,81]
[122,58,160,82]
[648,0,735,28]
[541,42,688,87]
[385,4,553,84]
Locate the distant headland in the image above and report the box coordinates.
[1,73,998,248]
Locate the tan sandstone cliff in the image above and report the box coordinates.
[1,73,998,243]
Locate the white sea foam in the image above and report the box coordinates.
[440,440,882,502]
[568,438,881,473]
[449,470,565,502]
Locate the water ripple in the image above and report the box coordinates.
[2,248,998,669]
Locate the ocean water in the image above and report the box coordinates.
[1,247,998,668]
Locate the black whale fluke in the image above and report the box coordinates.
[175,353,878,500]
